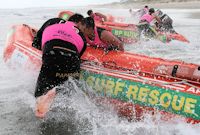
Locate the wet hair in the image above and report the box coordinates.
[149,8,155,14]
[82,17,95,29]
[144,5,148,8]
[87,10,93,16]
[68,13,84,23]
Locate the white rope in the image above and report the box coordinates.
[81,61,200,90]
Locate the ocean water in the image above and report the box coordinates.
[0,8,200,135]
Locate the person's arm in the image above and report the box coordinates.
[95,12,107,21]
[100,30,124,51]
[154,14,161,24]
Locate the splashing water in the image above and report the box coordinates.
[0,8,200,135]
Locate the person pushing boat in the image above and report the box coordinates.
[155,9,176,33]
[33,14,91,118]
[138,8,161,38]
[87,9,108,23]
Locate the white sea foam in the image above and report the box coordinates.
[0,8,200,135]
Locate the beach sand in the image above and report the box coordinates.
[90,1,200,9]
[88,1,200,19]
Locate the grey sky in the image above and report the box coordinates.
[0,0,120,9]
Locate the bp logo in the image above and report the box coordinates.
[62,14,69,20]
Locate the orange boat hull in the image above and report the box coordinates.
[3,24,200,123]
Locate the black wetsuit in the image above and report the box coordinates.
[34,19,87,97]
[159,14,176,33]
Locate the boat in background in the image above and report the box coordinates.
[3,24,200,123]
[58,10,189,44]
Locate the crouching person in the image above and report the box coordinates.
[34,14,88,118]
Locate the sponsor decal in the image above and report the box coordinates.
[55,72,79,78]
[62,14,69,20]
[10,49,28,66]
[80,70,200,120]
[187,87,200,94]
[112,29,138,38]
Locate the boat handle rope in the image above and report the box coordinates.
[81,61,200,90]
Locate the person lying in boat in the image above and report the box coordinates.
[83,17,124,51]
[34,14,90,118]
[87,9,107,23]
[137,8,162,38]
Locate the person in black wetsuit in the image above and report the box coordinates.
[33,14,93,118]
[155,9,176,33]
[33,14,87,98]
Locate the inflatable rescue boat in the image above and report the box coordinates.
[58,11,189,44]
[3,24,200,123]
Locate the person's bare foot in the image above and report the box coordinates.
[35,88,56,118]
